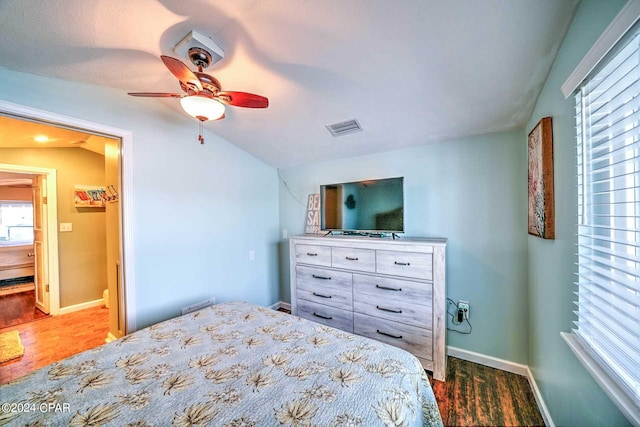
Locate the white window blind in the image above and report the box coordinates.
[574,21,640,407]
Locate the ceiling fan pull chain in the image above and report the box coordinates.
[198,120,204,144]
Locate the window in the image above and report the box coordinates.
[572,20,640,418]
[0,202,33,243]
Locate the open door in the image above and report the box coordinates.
[32,175,49,314]
[105,138,125,339]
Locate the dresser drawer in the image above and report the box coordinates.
[298,299,353,332]
[331,247,375,272]
[354,313,432,361]
[295,244,332,267]
[296,266,352,289]
[376,250,433,280]
[353,296,432,329]
[353,274,432,306]
[297,268,353,311]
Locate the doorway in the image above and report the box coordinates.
[0,165,58,329]
[0,100,136,340]
[0,176,49,328]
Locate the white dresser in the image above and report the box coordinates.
[289,234,447,381]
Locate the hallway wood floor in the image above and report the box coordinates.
[0,290,49,329]
[0,305,109,385]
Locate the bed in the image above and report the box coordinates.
[0,301,443,426]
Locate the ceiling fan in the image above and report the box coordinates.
[128,46,268,144]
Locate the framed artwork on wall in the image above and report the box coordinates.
[528,116,555,239]
[73,185,106,208]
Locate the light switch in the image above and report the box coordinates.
[59,223,73,232]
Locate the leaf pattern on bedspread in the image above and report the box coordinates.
[162,373,195,395]
[172,403,218,427]
[208,387,244,406]
[329,368,363,387]
[116,353,149,369]
[274,399,318,426]
[26,387,64,404]
[223,416,258,427]
[338,349,368,365]
[117,390,150,409]
[189,354,219,370]
[68,404,120,426]
[1,301,443,426]
[77,372,114,393]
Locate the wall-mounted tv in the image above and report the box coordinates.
[320,177,404,233]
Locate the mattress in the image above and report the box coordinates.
[0,301,443,426]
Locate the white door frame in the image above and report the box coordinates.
[0,164,58,313]
[0,100,137,332]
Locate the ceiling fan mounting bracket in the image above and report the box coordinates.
[173,30,224,69]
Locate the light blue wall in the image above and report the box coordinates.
[526,0,631,425]
[522,0,628,426]
[279,129,529,364]
[0,68,281,329]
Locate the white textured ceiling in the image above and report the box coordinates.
[0,0,579,168]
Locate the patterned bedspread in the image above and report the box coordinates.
[0,301,443,426]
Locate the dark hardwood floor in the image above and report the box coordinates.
[0,289,49,329]
[431,356,545,426]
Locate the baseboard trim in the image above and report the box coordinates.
[269,300,291,311]
[58,298,104,315]
[447,346,554,426]
[525,366,555,427]
[105,332,118,343]
[447,346,529,376]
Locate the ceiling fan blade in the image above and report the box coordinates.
[128,92,184,98]
[217,91,269,108]
[160,55,203,92]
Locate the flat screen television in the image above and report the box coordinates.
[320,177,404,234]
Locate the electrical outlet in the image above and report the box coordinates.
[458,300,470,320]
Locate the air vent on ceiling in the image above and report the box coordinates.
[325,119,363,137]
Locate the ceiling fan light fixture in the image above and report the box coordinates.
[180,95,225,121]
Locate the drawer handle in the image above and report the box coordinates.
[312,274,331,280]
[307,252,318,256]
[394,261,411,266]
[376,305,402,314]
[313,312,332,320]
[376,329,402,339]
[376,284,402,292]
[27,253,35,257]
[313,292,332,299]
[345,256,359,261]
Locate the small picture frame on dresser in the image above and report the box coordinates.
[304,194,322,234]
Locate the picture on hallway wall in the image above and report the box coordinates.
[528,116,555,239]
[73,185,106,208]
